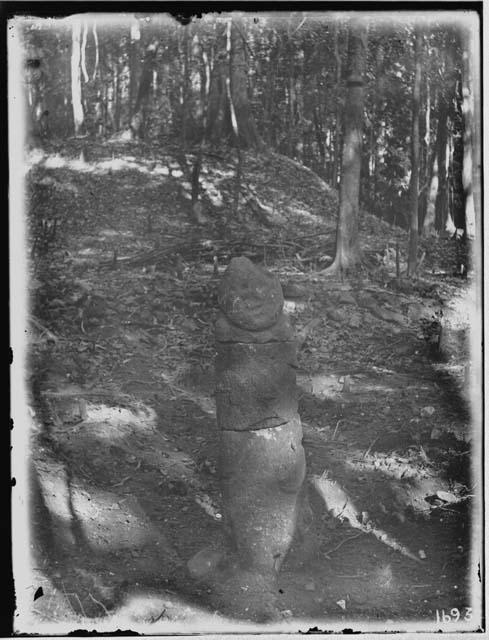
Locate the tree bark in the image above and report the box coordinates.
[312,103,325,173]
[423,152,438,235]
[81,21,89,83]
[332,22,343,188]
[263,31,280,145]
[129,20,141,113]
[207,18,262,149]
[189,36,212,223]
[407,28,422,276]
[230,18,262,148]
[287,63,295,157]
[419,69,431,230]
[131,39,158,139]
[181,26,190,145]
[461,30,479,239]
[366,38,383,202]
[71,19,84,136]
[372,40,385,200]
[113,60,120,131]
[434,93,448,232]
[470,24,481,238]
[322,20,367,275]
[450,71,465,232]
[92,23,99,81]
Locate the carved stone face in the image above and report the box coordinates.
[217,257,284,331]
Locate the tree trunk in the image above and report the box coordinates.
[114,60,120,131]
[434,93,448,231]
[81,21,89,83]
[287,66,295,157]
[105,49,116,133]
[419,70,431,230]
[371,40,385,201]
[188,35,212,223]
[263,32,280,145]
[92,23,99,81]
[322,20,367,275]
[129,20,141,113]
[332,22,343,188]
[461,30,479,239]
[131,40,158,139]
[450,70,465,232]
[423,152,438,235]
[71,19,84,136]
[207,18,262,149]
[230,19,261,147]
[312,103,325,173]
[470,26,481,239]
[407,28,422,276]
[181,26,190,145]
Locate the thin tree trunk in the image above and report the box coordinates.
[189,37,212,224]
[182,26,190,145]
[131,40,158,139]
[322,20,367,275]
[447,134,456,232]
[407,28,422,276]
[225,18,242,216]
[287,55,295,157]
[332,22,343,188]
[105,48,116,133]
[264,33,279,144]
[129,20,141,112]
[423,152,438,235]
[71,19,84,136]
[371,39,385,201]
[461,32,478,239]
[81,21,89,83]
[114,61,120,131]
[419,71,431,229]
[434,94,448,231]
[471,26,481,238]
[92,23,99,81]
[312,103,325,173]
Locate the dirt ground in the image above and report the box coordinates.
[14,140,482,633]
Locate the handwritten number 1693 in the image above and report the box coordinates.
[436,608,472,623]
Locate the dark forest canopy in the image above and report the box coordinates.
[17,10,480,237]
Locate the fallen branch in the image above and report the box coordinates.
[40,388,118,397]
[150,608,167,623]
[323,532,365,558]
[112,475,131,487]
[332,419,344,441]
[363,435,380,458]
[29,316,59,342]
[311,474,422,563]
[61,582,86,617]
[88,592,110,616]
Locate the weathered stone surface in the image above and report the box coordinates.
[215,342,298,431]
[215,311,294,344]
[187,547,225,579]
[188,256,308,618]
[220,420,306,572]
[209,566,280,622]
[217,257,284,331]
